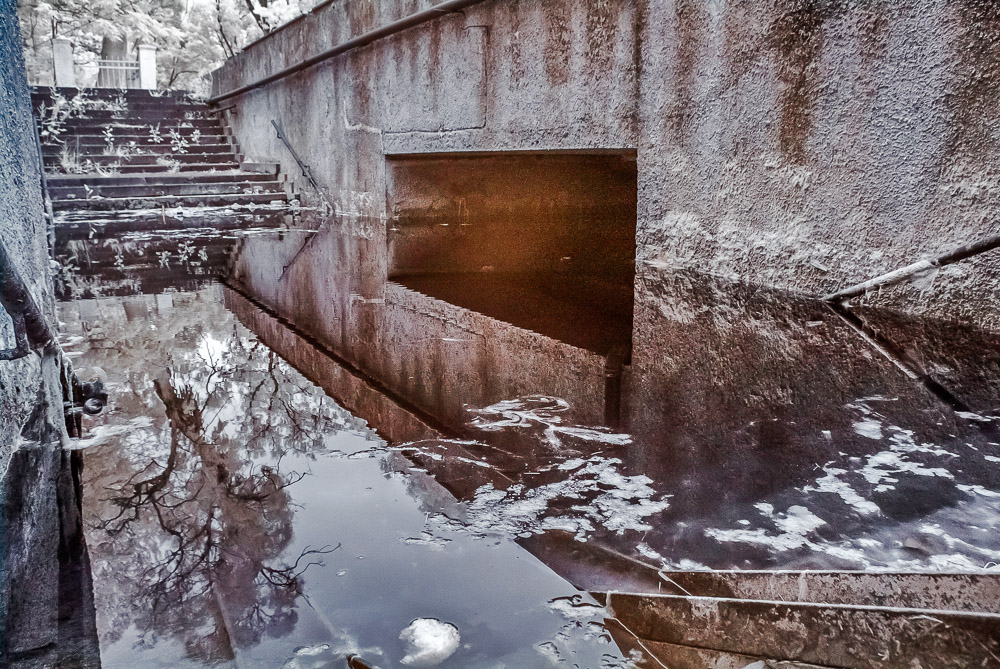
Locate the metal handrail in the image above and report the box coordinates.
[270,119,330,210]
[29,116,55,258]
[823,232,1000,303]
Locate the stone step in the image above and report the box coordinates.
[45,152,238,168]
[43,143,235,157]
[38,109,214,123]
[656,570,1000,613]
[52,118,220,131]
[50,180,285,200]
[47,133,229,147]
[42,128,224,143]
[33,101,210,116]
[51,191,288,211]
[31,87,196,101]
[47,171,274,187]
[53,162,245,175]
[605,618,835,669]
[239,162,280,175]
[605,591,1000,668]
[54,206,295,239]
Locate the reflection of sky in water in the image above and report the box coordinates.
[58,287,635,669]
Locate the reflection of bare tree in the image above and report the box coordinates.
[65,291,354,662]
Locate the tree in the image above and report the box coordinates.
[16,0,317,94]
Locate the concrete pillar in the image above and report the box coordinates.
[51,38,76,88]
[138,45,157,90]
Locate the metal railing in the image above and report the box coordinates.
[96,59,140,88]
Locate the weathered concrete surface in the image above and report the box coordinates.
[212,0,1000,434]
[0,3,98,665]
[0,0,56,469]
[604,617,835,669]
[216,0,640,429]
[1,374,100,668]
[607,590,1000,668]
[656,569,1000,612]
[214,0,1000,314]
[208,0,1000,577]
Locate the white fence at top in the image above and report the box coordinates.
[52,39,157,90]
[96,59,140,89]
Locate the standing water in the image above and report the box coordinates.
[57,284,640,668]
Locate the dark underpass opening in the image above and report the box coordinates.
[386,150,637,356]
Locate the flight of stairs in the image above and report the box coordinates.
[31,87,293,225]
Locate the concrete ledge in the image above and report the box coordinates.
[605,617,835,669]
[607,591,1000,668]
[657,570,1000,613]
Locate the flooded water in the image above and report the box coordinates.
[56,286,638,668]
[5,213,1000,667]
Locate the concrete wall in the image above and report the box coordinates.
[215,0,1000,307]
[213,0,1000,435]
[216,0,640,427]
[0,0,57,477]
[0,3,95,665]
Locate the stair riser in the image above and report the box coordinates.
[42,128,223,141]
[48,163,245,175]
[31,88,198,101]
[52,193,288,211]
[48,119,220,131]
[51,182,285,199]
[36,112,215,125]
[54,213,292,240]
[116,163,244,174]
[33,102,211,115]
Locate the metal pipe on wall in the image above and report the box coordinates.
[0,241,55,360]
[209,0,491,104]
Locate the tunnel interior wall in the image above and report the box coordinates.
[386,151,637,279]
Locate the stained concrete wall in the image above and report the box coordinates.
[0,2,94,665]
[216,0,639,427]
[215,0,1000,305]
[0,0,57,478]
[213,0,1000,435]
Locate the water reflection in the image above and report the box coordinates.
[227,250,1000,576]
[44,216,1000,665]
[63,289,351,664]
[60,287,637,668]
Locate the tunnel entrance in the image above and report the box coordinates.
[386,150,637,355]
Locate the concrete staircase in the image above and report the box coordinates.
[31,87,293,224]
